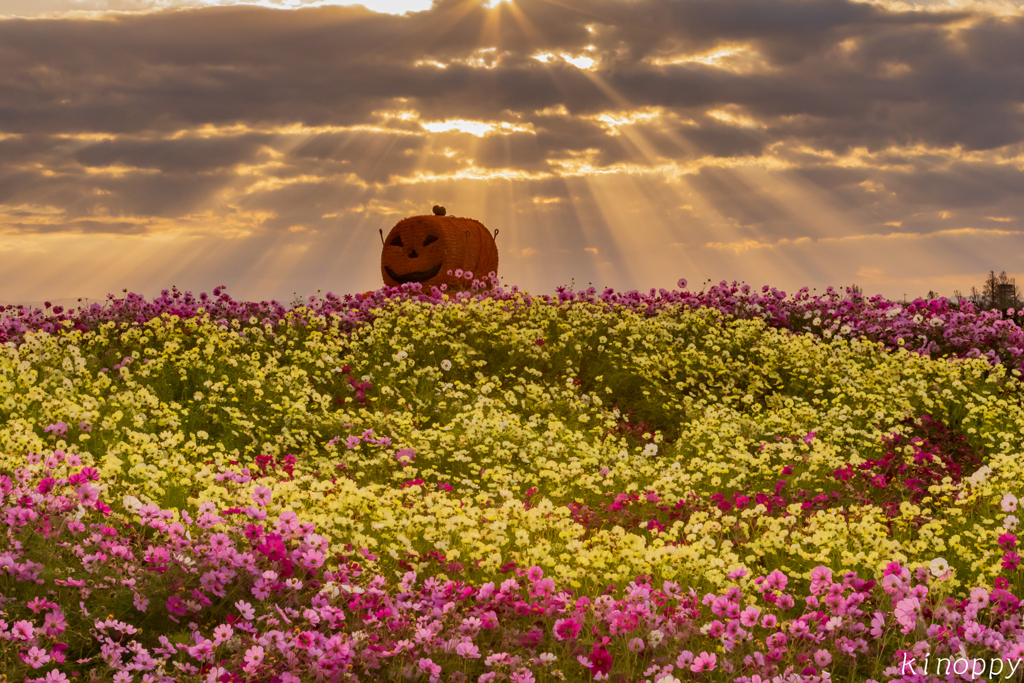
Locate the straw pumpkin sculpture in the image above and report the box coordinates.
[380,206,498,291]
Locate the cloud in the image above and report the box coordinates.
[0,0,1022,301]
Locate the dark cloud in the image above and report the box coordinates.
[72,135,268,173]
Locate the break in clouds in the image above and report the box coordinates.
[0,0,1023,300]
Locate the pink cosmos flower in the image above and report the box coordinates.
[553,617,582,641]
[628,638,645,653]
[589,646,612,676]
[810,566,833,595]
[235,600,256,620]
[418,658,442,683]
[894,597,920,632]
[76,483,99,506]
[208,533,232,553]
[457,642,481,658]
[299,548,326,570]
[526,565,544,582]
[510,671,534,683]
[243,645,265,670]
[45,671,69,683]
[869,612,885,639]
[969,587,990,608]
[764,570,788,591]
[690,651,717,672]
[739,606,760,627]
[43,611,67,637]
[1003,551,1021,570]
[22,646,50,668]
[213,624,233,644]
[964,621,985,643]
[252,485,272,507]
[814,649,832,667]
[12,620,34,641]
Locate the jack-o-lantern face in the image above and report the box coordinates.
[381,214,498,291]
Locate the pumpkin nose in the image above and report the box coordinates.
[409,249,418,258]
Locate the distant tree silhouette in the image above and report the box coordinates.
[963,271,1020,311]
[986,271,1020,310]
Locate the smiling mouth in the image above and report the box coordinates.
[385,262,442,284]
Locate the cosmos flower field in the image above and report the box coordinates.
[2,276,1024,683]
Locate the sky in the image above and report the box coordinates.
[1,0,1023,306]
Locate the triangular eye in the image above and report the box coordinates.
[423,234,438,246]
[390,236,404,247]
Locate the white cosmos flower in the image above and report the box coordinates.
[440,359,452,371]
[930,558,950,578]
[968,466,992,487]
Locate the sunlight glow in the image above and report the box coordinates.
[563,55,595,69]
[532,51,596,69]
[393,167,548,183]
[648,45,768,73]
[415,48,502,70]
[707,109,766,128]
[594,109,663,133]
[420,120,533,136]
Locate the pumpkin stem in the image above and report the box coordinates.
[432,205,446,216]
[379,228,384,246]
[493,228,499,241]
